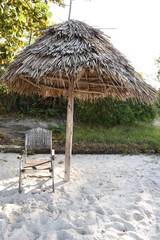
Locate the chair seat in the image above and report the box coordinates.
[23,160,51,170]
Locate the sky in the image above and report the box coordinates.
[51,0,160,89]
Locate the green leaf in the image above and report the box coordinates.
[0,0,62,75]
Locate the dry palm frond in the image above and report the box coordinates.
[1,19,157,104]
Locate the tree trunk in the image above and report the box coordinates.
[64,82,74,181]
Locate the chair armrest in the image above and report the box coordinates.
[52,149,55,160]
[17,150,25,159]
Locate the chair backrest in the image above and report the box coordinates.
[25,128,52,150]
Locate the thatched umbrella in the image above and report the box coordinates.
[1,20,157,181]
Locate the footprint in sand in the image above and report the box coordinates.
[57,197,73,207]
[11,221,22,231]
[26,221,41,239]
[74,218,86,228]
[76,225,94,236]
[40,214,49,225]
[42,232,57,240]
[80,186,85,192]
[0,216,8,239]
[133,212,144,221]
[56,230,77,240]
[110,215,135,232]
[85,212,97,225]
[86,195,97,204]
[95,206,105,215]
[15,215,25,224]
[128,232,144,240]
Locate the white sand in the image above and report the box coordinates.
[0,153,160,240]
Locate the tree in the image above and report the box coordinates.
[0,0,62,75]
[156,56,160,81]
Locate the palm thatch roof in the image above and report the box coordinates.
[1,19,157,103]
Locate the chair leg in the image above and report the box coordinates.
[19,168,22,193]
[18,159,22,193]
[51,160,54,192]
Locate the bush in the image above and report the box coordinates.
[0,84,67,118]
[155,89,160,116]
[0,83,156,126]
[75,97,156,127]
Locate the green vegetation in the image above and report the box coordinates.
[0,83,157,126]
[75,97,156,127]
[48,124,66,141]
[0,83,66,117]
[0,83,160,154]
[47,123,160,152]
[155,88,160,115]
[0,0,62,75]
[73,123,160,147]
[43,122,160,154]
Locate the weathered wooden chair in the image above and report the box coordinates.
[18,127,55,193]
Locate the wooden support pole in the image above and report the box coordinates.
[64,82,74,181]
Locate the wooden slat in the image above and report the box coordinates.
[26,128,52,149]
[78,80,128,89]
[24,160,51,170]
[74,89,105,94]
[20,76,41,89]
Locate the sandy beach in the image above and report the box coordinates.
[0,153,160,240]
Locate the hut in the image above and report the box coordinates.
[1,19,157,181]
